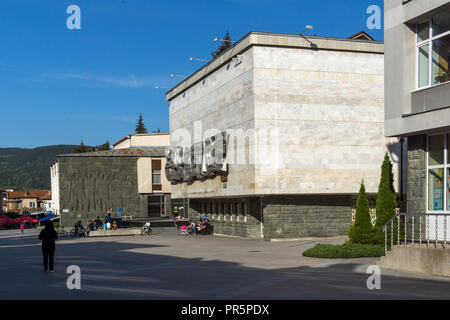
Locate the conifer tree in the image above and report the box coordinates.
[374,153,398,244]
[347,181,374,244]
[74,141,88,154]
[135,113,148,134]
[97,141,110,151]
[211,31,233,58]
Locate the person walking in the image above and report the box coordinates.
[38,220,58,272]
[20,223,24,234]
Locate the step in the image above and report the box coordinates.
[380,245,450,277]
[88,228,142,237]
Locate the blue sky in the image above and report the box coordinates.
[0,0,383,148]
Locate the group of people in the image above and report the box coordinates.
[181,216,212,235]
[73,212,120,237]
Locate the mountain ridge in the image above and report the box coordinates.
[0,145,78,190]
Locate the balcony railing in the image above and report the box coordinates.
[383,213,449,254]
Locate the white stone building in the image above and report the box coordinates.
[165,31,405,239]
[50,162,60,215]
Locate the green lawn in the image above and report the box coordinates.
[302,243,385,259]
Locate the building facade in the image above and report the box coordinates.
[385,0,450,240]
[112,133,170,150]
[57,147,171,227]
[4,190,51,213]
[166,31,404,239]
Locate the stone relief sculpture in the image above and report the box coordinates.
[61,162,132,214]
[165,132,228,184]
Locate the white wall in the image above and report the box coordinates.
[50,162,60,215]
[168,40,401,199]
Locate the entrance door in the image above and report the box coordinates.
[148,196,162,218]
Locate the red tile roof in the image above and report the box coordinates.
[7,190,51,200]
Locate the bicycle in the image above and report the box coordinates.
[70,227,85,237]
[56,226,68,238]
[141,227,152,235]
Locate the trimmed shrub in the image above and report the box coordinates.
[302,243,385,259]
[347,181,374,244]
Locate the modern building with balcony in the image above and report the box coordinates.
[382,0,450,277]
[385,0,450,236]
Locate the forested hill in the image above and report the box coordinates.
[0,145,77,190]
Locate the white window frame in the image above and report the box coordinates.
[416,13,450,90]
[426,132,449,213]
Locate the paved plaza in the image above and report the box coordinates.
[0,228,449,300]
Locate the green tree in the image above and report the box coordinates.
[74,141,88,154]
[374,153,398,245]
[211,31,233,58]
[97,141,110,151]
[135,113,148,134]
[347,181,374,244]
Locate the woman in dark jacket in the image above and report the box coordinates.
[39,220,58,272]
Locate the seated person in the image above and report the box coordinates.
[199,220,207,235]
[112,220,118,230]
[188,221,196,234]
[94,216,102,230]
[144,220,151,231]
[171,213,177,227]
[180,224,188,233]
[84,221,92,237]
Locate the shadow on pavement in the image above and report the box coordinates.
[0,236,449,300]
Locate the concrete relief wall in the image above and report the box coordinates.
[59,157,143,225]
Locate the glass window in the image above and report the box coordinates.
[417,21,430,42]
[152,169,161,184]
[418,44,430,88]
[432,34,450,85]
[429,135,445,165]
[428,168,444,211]
[432,10,450,37]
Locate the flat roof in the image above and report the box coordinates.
[166,31,384,101]
[58,146,167,158]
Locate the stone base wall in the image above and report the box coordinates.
[407,135,427,214]
[188,197,262,238]
[187,195,353,239]
[262,195,353,239]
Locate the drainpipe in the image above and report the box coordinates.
[399,137,405,210]
[260,196,264,238]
